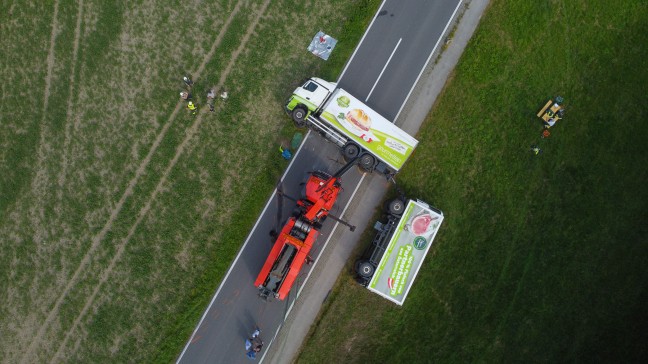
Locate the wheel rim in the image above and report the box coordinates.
[360,155,374,169]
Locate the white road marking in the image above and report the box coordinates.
[338,0,388,82]
[366,37,402,102]
[394,0,463,123]
[176,130,311,364]
[258,321,281,363]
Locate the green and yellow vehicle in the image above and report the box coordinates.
[286,78,419,175]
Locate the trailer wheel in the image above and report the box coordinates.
[359,154,375,171]
[292,106,307,127]
[388,199,405,216]
[356,261,375,278]
[343,143,360,160]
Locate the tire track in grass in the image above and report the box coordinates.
[21,2,246,363]
[15,0,59,361]
[40,0,60,115]
[28,0,60,238]
[56,0,84,210]
[50,1,272,361]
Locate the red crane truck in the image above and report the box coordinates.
[254,159,357,300]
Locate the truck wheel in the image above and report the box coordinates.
[388,199,405,216]
[356,261,375,278]
[359,154,375,171]
[343,143,360,160]
[292,106,307,127]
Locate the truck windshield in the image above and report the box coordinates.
[303,81,318,92]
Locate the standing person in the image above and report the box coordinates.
[187,101,197,115]
[183,76,193,87]
[245,327,263,360]
[207,89,216,112]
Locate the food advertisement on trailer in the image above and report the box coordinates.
[368,200,444,305]
[321,89,418,171]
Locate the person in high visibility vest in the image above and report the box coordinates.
[187,101,197,115]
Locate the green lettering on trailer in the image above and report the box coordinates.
[370,204,414,289]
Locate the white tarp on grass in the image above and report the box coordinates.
[368,200,444,305]
[308,31,337,60]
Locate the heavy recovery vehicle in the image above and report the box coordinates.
[254,158,358,300]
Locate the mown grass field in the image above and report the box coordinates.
[298,0,648,362]
[0,0,380,362]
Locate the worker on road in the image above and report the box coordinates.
[245,327,263,360]
[187,101,197,115]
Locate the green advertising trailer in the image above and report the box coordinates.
[355,199,444,305]
[285,78,418,175]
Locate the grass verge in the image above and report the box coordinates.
[0,0,383,362]
[297,0,648,362]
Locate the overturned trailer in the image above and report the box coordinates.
[355,199,444,305]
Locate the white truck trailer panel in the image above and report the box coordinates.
[368,200,444,305]
[320,89,418,171]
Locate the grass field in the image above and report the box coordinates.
[297,0,648,363]
[0,0,380,362]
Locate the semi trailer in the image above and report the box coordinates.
[285,78,419,175]
[355,198,444,305]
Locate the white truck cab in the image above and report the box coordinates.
[292,78,337,112]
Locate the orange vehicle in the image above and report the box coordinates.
[254,216,319,300]
[255,159,357,300]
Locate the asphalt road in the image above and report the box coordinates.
[177,134,364,364]
[177,0,462,363]
[339,0,463,122]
